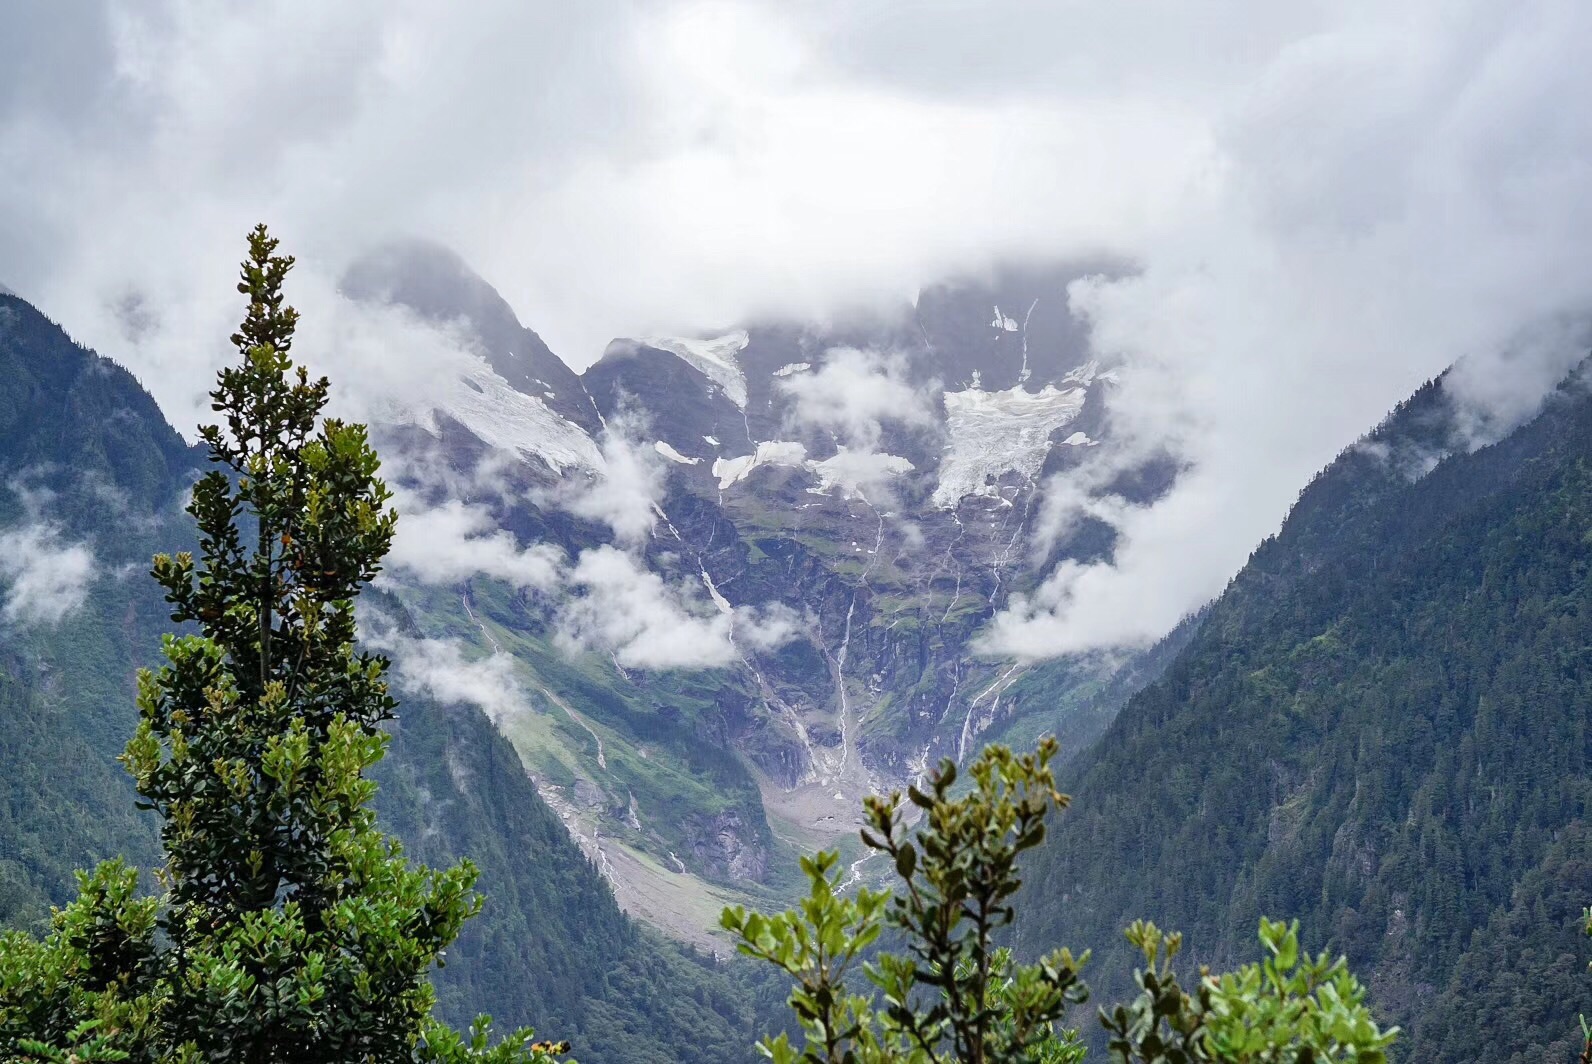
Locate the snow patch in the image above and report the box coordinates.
[807,449,914,500]
[933,383,1086,507]
[1062,360,1100,387]
[423,365,602,474]
[703,435,720,446]
[654,441,700,465]
[990,305,1019,332]
[711,440,808,489]
[710,441,914,499]
[773,361,812,378]
[701,570,734,616]
[641,330,750,408]
[1062,431,1097,446]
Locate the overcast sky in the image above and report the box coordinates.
[4,0,1592,657]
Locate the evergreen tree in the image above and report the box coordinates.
[0,226,565,1064]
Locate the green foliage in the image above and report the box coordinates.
[0,227,563,1063]
[16,1021,130,1064]
[1581,906,1591,1064]
[0,243,773,1064]
[725,851,895,1063]
[723,738,1089,1064]
[983,951,1087,1064]
[1102,919,1396,1063]
[0,862,159,1063]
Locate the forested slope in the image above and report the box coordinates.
[1020,371,1592,1060]
[0,293,191,925]
[371,593,774,1063]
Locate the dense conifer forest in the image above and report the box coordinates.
[1021,372,1592,1060]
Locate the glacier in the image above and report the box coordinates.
[712,440,809,489]
[933,382,1086,507]
[640,331,751,408]
[423,363,603,474]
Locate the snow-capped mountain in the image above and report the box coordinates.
[343,239,604,438]
[345,246,1166,942]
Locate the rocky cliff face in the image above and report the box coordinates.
[344,250,1168,939]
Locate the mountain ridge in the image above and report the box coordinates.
[1018,356,1592,1060]
[336,243,1172,941]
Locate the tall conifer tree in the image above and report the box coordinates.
[0,226,565,1064]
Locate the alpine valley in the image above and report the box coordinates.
[0,237,1587,1061]
[336,240,1167,940]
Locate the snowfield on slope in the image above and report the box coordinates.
[710,440,917,500]
[640,330,751,408]
[933,383,1086,507]
[424,364,604,474]
[654,440,701,465]
[712,440,809,488]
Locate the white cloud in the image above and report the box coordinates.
[1442,316,1592,452]
[4,1,1592,663]
[383,439,522,504]
[776,348,936,503]
[0,522,97,627]
[0,2,1203,413]
[554,546,739,670]
[1027,462,1145,566]
[975,1,1592,658]
[362,615,529,724]
[807,447,916,502]
[548,418,665,546]
[779,347,937,447]
[385,493,564,591]
[732,601,803,653]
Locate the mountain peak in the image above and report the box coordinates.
[340,239,601,434]
[0,291,197,515]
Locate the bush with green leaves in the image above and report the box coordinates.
[722,739,1090,1064]
[1580,906,1591,1064]
[0,227,566,1064]
[727,738,1401,1064]
[1101,919,1396,1064]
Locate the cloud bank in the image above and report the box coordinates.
[780,348,937,447]
[4,1,1592,660]
[0,522,97,627]
[553,546,799,670]
[363,617,529,724]
[386,494,564,592]
[546,416,665,546]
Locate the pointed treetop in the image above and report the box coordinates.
[230,222,300,359]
